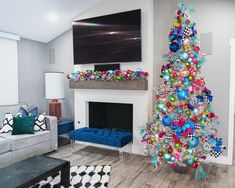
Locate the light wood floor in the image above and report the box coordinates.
[48,141,235,188]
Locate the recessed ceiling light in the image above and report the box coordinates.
[47,12,58,22]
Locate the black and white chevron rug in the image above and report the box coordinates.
[31,165,111,188]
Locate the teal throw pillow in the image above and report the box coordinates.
[12,116,35,135]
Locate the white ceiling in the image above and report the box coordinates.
[0,0,101,43]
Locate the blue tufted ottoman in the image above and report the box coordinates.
[69,128,133,161]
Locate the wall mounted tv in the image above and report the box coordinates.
[73,9,141,65]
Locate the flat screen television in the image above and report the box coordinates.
[73,9,141,65]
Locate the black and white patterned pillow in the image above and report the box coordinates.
[34,113,47,132]
[0,113,13,133]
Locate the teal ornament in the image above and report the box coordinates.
[182,53,188,59]
[196,64,201,69]
[188,158,194,165]
[163,153,171,161]
[188,148,194,155]
[164,75,170,81]
[194,108,199,115]
[177,89,188,100]
[169,42,180,53]
[177,108,183,114]
[162,116,172,126]
[216,140,223,146]
[184,78,190,86]
[188,137,199,148]
[164,139,169,144]
[151,156,159,165]
[170,156,175,162]
[188,58,193,63]
[158,103,164,110]
[195,163,208,181]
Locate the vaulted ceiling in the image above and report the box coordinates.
[0,0,102,43]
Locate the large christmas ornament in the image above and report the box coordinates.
[170,42,180,52]
[177,89,188,100]
[162,115,172,126]
[141,2,225,180]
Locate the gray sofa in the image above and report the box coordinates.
[0,104,58,168]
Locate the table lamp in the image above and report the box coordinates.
[45,72,65,122]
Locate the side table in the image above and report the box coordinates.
[58,119,74,147]
[58,119,74,135]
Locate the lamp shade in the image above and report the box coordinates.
[45,72,65,100]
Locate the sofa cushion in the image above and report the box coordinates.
[0,137,11,154]
[69,128,133,148]
[0,131,50,150]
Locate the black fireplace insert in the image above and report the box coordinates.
[89,102,133,133]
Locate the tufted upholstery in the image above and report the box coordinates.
[69,128,132,148]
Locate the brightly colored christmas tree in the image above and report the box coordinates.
[141,3,225,179]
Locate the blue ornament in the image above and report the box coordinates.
[162,116,172,126]
[177,89,188,100]
[169,42,180,53]
[177,36,183,44]
[197,96,204,103]
[207,94,213,102]
[214,146,221,152]
[188,137,199,148]
[188,104,194,110]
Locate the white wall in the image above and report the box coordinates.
[0,37,18,105]
[73,0,154,155]
[154,0,235,162]
[18,38,48,112]
[47,30,74,119]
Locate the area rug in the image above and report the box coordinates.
[31,165,111,188]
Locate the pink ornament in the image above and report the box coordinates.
[175,153,180,160]
[183,39,190,46]
[192,58,197,64]
[181,132,187,137]
[189,86,193,92]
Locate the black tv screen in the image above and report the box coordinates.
[73,9,141,65]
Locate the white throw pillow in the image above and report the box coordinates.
[0,113,13,133]
[34,113,47,132]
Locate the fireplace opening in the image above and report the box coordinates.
[88,102,133,133]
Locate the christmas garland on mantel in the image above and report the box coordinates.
[67,69,149,81]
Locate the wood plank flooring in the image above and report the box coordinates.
[48,142,235,188]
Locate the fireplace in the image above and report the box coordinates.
[88,102,133,133]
